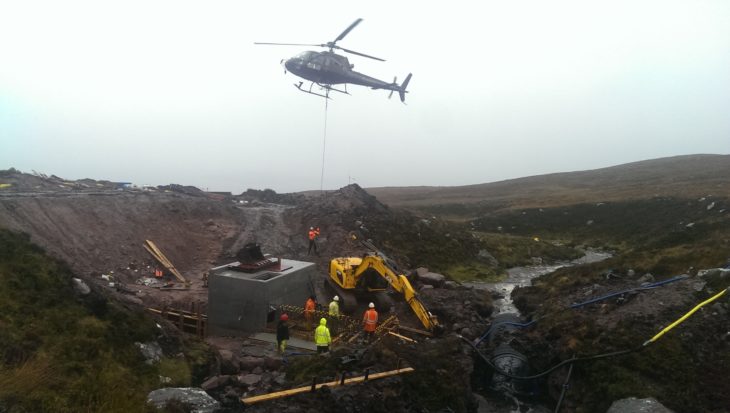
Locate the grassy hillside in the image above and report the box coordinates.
[367,154,730,213]
[473,196,730,274]
[0,230,212,412]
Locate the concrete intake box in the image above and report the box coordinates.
[208,259,316,336]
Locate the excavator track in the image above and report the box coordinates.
[324,278,357,314]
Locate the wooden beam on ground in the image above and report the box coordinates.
[144,240,188,283]
[241,367,415,405]
[388,331,417,343]
[347,331,362,344]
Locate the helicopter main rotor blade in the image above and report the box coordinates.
[253,42,321,46]
[334,18,363,43]
[338,46,385,62]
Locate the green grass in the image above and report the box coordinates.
[444,263,505,282]
[441,232,581,282]
[476,232,582,266]
[0,230,209,412]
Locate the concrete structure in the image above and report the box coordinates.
[208,259,316,336]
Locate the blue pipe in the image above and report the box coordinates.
[570,275,688,309]
[282,351,316,363]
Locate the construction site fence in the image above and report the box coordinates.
[147,301,206,339]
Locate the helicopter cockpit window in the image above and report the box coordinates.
[304,53,325,71]
[294,51,316,60]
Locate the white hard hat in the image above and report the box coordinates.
[333,296,339,301]
[368,302,375,308]
[310,227,314,230]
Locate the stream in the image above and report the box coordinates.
[465,249,613,314]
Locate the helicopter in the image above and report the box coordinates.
[255,18,412,102]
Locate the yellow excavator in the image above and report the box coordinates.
[325,241,441,333]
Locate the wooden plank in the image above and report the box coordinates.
[195,302,203,339]
[397,325,433,337]
[145,240,173,269]
[388,331,417,343]
[146,240,180,278]
[143,242,169,267]
[241,367,415,405]
[146,308,207,321]
[144,240,187,283]
[347,331,362,344]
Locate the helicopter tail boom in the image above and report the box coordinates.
[398,73,412,103]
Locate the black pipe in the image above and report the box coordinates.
[554,354,575,413]
[459,335,643,380]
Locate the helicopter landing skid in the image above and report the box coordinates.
[294,81,349,99]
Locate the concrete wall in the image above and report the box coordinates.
[208,259,316,336]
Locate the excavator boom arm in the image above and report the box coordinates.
[353,256,440,331]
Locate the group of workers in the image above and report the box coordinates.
[276,295,379,355]
[273,225,381,354]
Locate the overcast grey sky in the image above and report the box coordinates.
[1,0,729,193]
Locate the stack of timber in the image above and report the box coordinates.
[143,239,189,285]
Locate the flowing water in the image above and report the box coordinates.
[466,250,613,314]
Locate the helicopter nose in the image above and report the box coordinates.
[284,58,296,72]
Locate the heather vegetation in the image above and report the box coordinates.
[0,230,211,412]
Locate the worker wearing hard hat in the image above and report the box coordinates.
[307,226,320,255]
[363,302,378,342]
[304,295,316,330]
[314,317,332,354]
[329,295,340,316]
[276,313,290,354]
[328,296,340,336]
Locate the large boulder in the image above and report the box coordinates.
[218,350,240,375]
[147,387,220,413]
[201,375,231,391]
[476,249,499,267]
[238,373,262,387]
[606,397,674,413]
[135,341,163,365]
[239,355,265,371]
[419,272,446,287]
[71,278,90,295]
[263,355,283,370]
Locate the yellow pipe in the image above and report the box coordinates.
[644,287,728,346]
[241,367,415,404]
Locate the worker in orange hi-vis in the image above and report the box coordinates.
[307,226,320,255]
[363,302,378,342]
[304,295,317,330]
[154,268,163,278]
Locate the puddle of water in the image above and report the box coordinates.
[466,250,612,314]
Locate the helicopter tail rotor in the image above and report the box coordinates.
[398,73,412,103]
[388,76,397,99]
